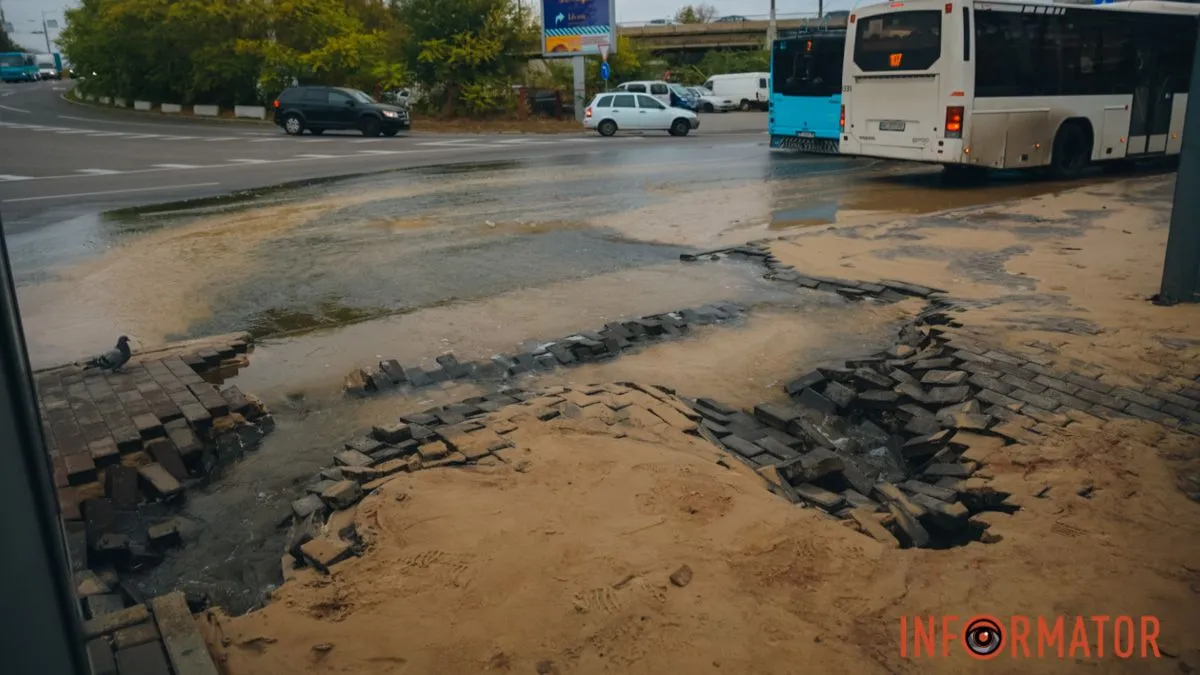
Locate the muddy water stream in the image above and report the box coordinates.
[5,145,1124,612]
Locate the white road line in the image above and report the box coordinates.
[155,136,195,141]
[0,174,33,181]
[250,138,285,143]
[356,150,403,155]
[76,168,123,175]
[86,132,130,137]
[2,182,221,204]
[55,129,99,135]
[0,103,31,113]
[124,134,163,140]
[295,154,339,159]
[153,163,202,169]
[351,139,384,144]
[417,141,498,148]
[227,158,272,164]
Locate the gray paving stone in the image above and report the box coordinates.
[1110,387,1163,410]
[1000,374,1047,394]
[1008,388,1061,412]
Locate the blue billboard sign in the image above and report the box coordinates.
[542,0,617,58]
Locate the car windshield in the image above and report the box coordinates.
[345,89,376,104]
[669,85,691,97]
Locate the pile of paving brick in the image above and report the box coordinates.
[681,240,945,303]
[76,588,221,675]
[35,335,275,595]
[343,303,748,396]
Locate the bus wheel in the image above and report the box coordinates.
[941,164,988,185]
[739,99,752,112]
[1048,122,1092,180]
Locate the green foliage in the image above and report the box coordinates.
[1,30,23,53]
[674,3,717,24]
[669,49,770,85]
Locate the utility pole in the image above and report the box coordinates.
[40,10,51,53]
[767,0,777,48]
[1158,35,1200,305]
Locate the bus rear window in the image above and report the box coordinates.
[773,36,845,97]
[854,10,943,72]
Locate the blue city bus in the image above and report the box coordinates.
[0,52,39,83]
[768,30,846,154]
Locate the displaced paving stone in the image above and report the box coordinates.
[925,386,970,405]
[920,370,968,386]
[753,403,799,431]
[940,413,991,431]
[909,493,970,529]
[64,452,98,486]
[85,593,126,619]
[345,436,386,455]
[300,537,354,572]
[793,483,845,511]
[822,381,857,409]
[115,640,171,675]
[291,494,327,520]
[418,440,451,462]
[105,465,140,510]
[900,480,957,503]
[136,464,183,501]
[852,369,893,390]
[146,439,188,481]
[848,509,899,547]
[320,481,363,510]
[910,357,956,371]
[923,462,976,479]
[797,388,837,415]
[147,520,182,549]
[976,389,1023,410]
[149,591,220,675]
[859,390,900,406]
[87,639,118,675]
[334,450,374,468]
[886,503,931,548]
[721,435,766,459]
[83,604,151,639]
[903,430,953,457]
[113,622,160,650]
[780,448,844,483]
[755,437,800,461]
[88,438,121,468]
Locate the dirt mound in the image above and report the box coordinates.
[201,393,1200,674]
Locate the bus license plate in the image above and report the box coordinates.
[879,120,906,132]
[798,131,815,138]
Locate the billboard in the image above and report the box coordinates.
[542,0,616,58]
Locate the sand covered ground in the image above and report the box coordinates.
[199,175,1200,674]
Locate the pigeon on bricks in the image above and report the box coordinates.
[82,335,132,372]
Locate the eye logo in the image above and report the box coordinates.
[964,616,1005,659]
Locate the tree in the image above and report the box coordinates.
[1,30,23,53]
[391,0,534,115]
[674,3,717,24]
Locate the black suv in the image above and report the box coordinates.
[273,86,410,137]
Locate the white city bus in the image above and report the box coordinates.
[838,0,1200,178]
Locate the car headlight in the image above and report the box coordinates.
[382,110,399,118]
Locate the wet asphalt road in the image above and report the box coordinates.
[0,81,767,230]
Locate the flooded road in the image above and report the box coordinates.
[7,137,1129,613]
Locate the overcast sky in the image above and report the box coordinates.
[2,0,855,52]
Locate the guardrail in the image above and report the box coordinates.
[617,10,852,28]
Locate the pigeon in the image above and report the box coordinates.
[82,336,132,372]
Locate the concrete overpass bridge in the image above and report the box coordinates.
[620,14,850,52]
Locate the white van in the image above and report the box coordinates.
[615,81,671,105]
[702,73,769,111]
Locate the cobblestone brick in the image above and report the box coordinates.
[1071,387,1125,410]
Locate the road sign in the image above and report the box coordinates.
[541,0,617,58]
[599,44,609,61]
[600,62,610,81]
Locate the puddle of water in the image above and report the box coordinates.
[223,260,805,405]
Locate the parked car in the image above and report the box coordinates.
[687,86,736,113]
[703,72,770,111]
[615,80,697,110]
[380,88,412,107]
[584,92,699,137]
[272,85,410,137]
[716,15,748,22]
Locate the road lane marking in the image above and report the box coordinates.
[153,163,203,169]
[86,132,131,137]
[76,168,123,175]
[295,154,340,159]
[154,136,196,140]
[0,174,33,181]
[356,150,404,155]
[0,103,31,113]
[124,134,164,139]
[227,158,271,164]
[54,129,99,135]
[2,182,221,203]
[203,137,239,142]
[250,138,286,143]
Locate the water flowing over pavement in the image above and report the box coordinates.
[7,90,1184,632]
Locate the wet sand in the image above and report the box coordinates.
[201,173,1200,674]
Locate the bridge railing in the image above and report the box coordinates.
[618,12,820,28]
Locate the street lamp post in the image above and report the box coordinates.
[767,0,777,47]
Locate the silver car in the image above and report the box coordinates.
[687,87,736,113]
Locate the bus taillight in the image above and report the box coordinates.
[945,106,964,138]
[840,105,846,131]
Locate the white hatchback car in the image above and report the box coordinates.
[584,92,700,137]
